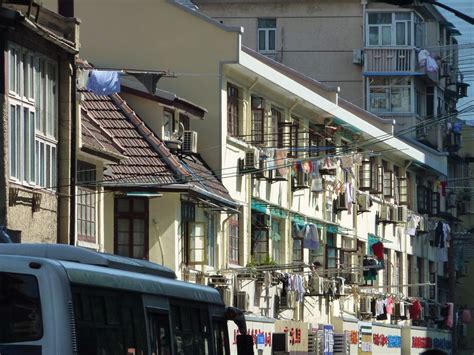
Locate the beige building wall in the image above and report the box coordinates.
[197,0,365,106]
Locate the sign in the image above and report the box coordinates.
[358,322,372,355]
[274,320,308,353]
[373,333,401,348]
[323,325,334,355]
[412,336,452,350]
[256,333,265,350]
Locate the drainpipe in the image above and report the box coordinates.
[69,58,77,246]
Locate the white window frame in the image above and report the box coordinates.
[368,77,413,114]
[366,11,417,47]
[257,18,276,53]
[7,43,58,190]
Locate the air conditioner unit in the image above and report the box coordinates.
[293,171,310,190]
[235,291,249,311]
[310,276,324,295]
[397,206,408,223]
[352,48,363,65]
[357,193,371,213]
[389,206,398,223]
[379,205,390,222]
[335,193,348,211]
[182,130,198,153]
[333,332,350,355]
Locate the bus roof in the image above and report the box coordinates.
[0,244,176,279]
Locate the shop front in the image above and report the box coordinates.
[401,326,452,355]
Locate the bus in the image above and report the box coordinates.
[0,244,252,355]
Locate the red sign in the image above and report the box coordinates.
[412,336,433,349]
[233,329,272,347]
[350,331,358,345]
[283,326,302,345]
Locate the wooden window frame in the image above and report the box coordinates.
[251,213,269,264]
[227,83,239,137]
[251,96,265,145]
[114,197,149,260]
[384,170,394,198]
[77,187,97,243]
[228,214,240,265]
[399,177,408,205]
[188,222,207,265]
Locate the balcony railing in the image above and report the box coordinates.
[364,47,416,73]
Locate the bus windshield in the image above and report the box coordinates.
[0,272,43,343]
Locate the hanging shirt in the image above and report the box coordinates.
[87,70,121,95]
[385,297,394,315]
[371,241,384,261]
[304,224,320,250]
[410,300,422,320]
[376,299,385,316]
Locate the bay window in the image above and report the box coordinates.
[367,12,421,47]
[8,44,57,189]
[369,77,412,113]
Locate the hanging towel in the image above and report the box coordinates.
[77,69,90,89]
[426,56,438,72]
[304,224,320,250]
[344,182,354,215]
[371,241,384,261]
[87,70,121,95]
[445,303,454,328]
[311,160,323,193]
[292,222,305,239]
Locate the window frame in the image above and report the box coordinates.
[251,96,265,145]
[325,232,339,269]
[228,214,240,265]
[227,83,240,137]
[7,44,58,190]
[114,197,149,260]
[366,12,416,47]
[257,18,277,53]
[368,77,413,114]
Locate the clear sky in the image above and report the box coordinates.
[440,0,474,122]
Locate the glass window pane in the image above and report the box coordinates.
[396,22,406,45]
[369,27,379,45]
[391,87,411,112]
[368,13,392,24]
[133,199,145,213]
[46,145,51,188]
[269,30,276,50]
[258,30,266,51]
[395,12,411,20]
[370,88,390,112]
[0,272,43,342]
[258,18,276,28]
[30,112,35,183]
[382,26,392,45]
[24,108,29,182]
[9,105,17,178]
[117,199,129,213]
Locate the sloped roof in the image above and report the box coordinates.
[80,90,235,206]
[81,90,180,186]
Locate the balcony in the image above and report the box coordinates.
[364,47,438,82]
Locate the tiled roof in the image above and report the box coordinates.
[80,90,235,206]
[81,110,124,161]
[80,90,179,186]
[181,154,233,203]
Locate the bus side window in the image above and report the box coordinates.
[149,312,172,355]
[212,320,229,355]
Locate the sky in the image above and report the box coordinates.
[440,0,474,122]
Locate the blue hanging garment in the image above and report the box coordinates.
[87,70,121,96]
[0,226,12,243]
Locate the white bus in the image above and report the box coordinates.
[0,244,252,355]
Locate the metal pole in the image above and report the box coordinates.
[448,229,457,354]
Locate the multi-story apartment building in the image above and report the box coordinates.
[43,0,455,352]
[0,2,79,244]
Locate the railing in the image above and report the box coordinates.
[364,47,416,73]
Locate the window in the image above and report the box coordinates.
[407,255,413,297]
[0,272,42,342]
[292,222,304,263]
[309,124,323,157]
[227,83,239,137]
[289,118,299,158]
[383,249,390,287]
[149,312,172,355]
[359,157,379,193]
[258,18,276,53]
[170,304,211,354]
[395,251,402,293]
[399,176,408,205]
[251,96,265,144]
[77,161,97,243]
[206,213,217,267]
[417,257,424,297]
[115,198,148,259]
[414,14,424,47]
[8,44,57,188]
[251,213,269,264]
[72,285,147,355]
[367,12,414,46]
[326,233,339,269]
[383,170,394,198]
[417,185,431,214]
[188,222,206,265]
[228,214,240,265]
[369,77,412,113]
[163,108,177,141]
[271,219,281,264]
[271,107,282,148]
